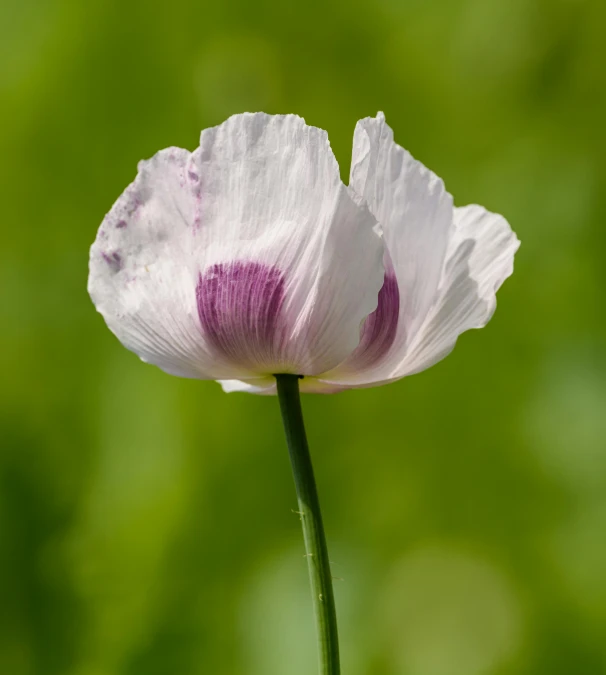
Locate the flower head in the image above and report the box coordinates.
[89,112,519,393]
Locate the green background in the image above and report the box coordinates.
[2,0,606,673]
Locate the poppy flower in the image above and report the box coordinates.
[89,112,519,393]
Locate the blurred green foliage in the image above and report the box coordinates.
[1,0,606,673]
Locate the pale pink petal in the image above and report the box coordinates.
[219,377,276,395]
[219,376,349,395]
[190,113,384,376]
[319,204,519,390]
[315,114,518,391]
[397,204,520,377]
[350,113,453,337]
[88,148,222,379]
[89,113,384,380]
[318,113,454,386]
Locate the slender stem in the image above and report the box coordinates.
[275,374,340,675]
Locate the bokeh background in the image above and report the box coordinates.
[2,0,606,673]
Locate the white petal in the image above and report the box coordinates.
[193,113,383,376]
[219,377,276,395]
[350,112,453,341]
[88,148,221,379]
[219,376,348,395]
[318,112,453,387]
[322,204,519,388]
[398,204,520,377]
[317,115,519,391]
[89,114,384,380]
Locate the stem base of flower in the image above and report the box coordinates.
[275,374,340,675]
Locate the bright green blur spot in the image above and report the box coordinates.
[1,0,606,674]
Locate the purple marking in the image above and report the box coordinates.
[196,261,285,366]
[116,219,127,229]
[124,188,143,220]
[192,182,202,231]
[186,161,202,231]
[101,250,123,272]
[351,271,400,367]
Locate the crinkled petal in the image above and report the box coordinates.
[316,111,518,390]
[318,112,454,386]
[350,113,453,336]
[397,204,520,377]
[88,148,222,379]
[319,203,519,389]
[89,113,384,380]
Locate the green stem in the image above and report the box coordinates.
[275,374,340,675]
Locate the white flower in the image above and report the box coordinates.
[89,112,519,394]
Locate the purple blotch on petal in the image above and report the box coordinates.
[351,272,400,368]
[190,170,202,231]
[116,219,127,229]
[101,250,123,273]
[196,261,286,368]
